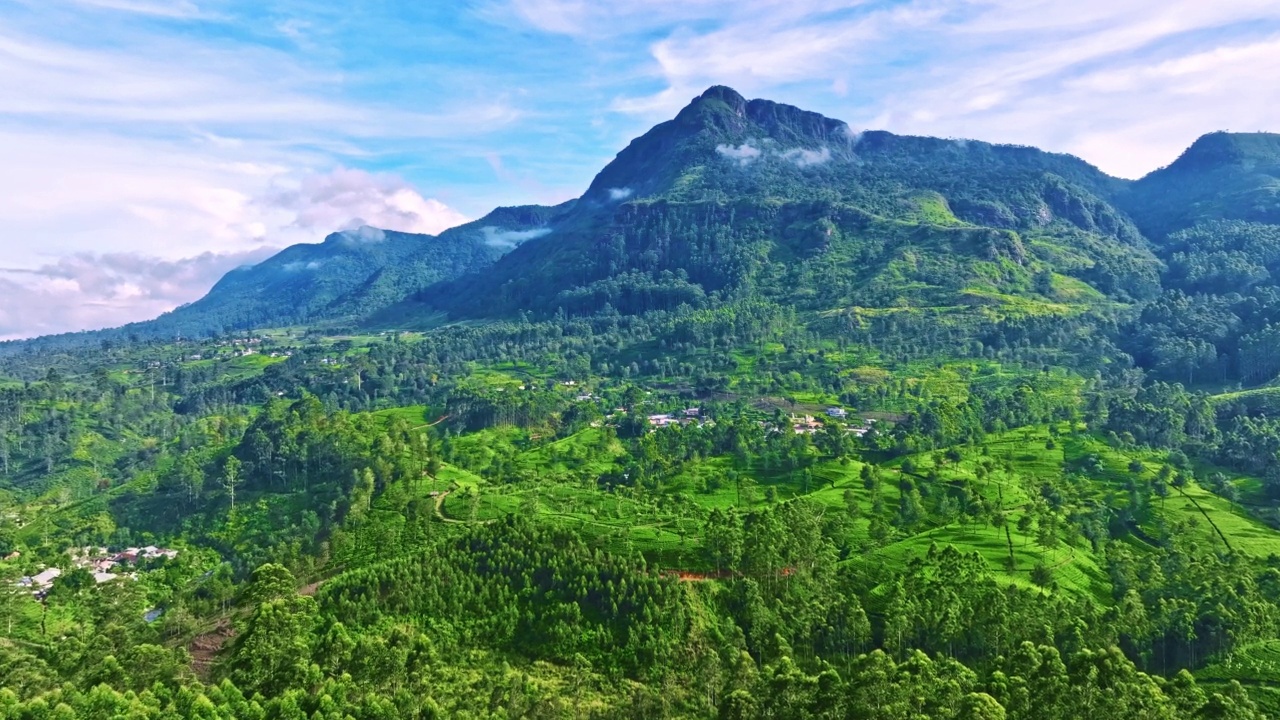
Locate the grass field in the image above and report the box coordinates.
[373,405,431,427]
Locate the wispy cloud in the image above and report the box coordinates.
[716,142,763,165]
[480,226,551,249]
[0,28,521,135]
[68,0,205,19]
[265,167,468,236]
[779,146,831,167]
[0,248,275,340]
[0,6,493,337]
[716,141,831,168]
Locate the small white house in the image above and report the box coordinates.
[30,568,61,588]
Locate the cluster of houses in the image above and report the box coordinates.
[788,408,876,436]
[501,380,592,393]
[157,338,296,364]
[208,337,266,351]
[791,415,824,434]
[12,545,179,599]
[647,408,705,429]
[214,338,269,358]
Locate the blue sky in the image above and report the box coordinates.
[3,0,1280,338]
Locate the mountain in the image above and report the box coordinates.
[0,201,574,352]
[144,200,574,335]
[416,86,1160,322]
[13,87,1280,350]
[1113,133,1280,388]
[1122,132,1280,240]
[155,226,474,333]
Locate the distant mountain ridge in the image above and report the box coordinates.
[164,198,575,332]
[1122,132,1280,239]
[0,201,574,352]
[412,85,1161,322]
[7,86,1280,349]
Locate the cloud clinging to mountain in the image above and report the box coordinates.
[267,168,468,237]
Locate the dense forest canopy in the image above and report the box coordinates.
[5,87,1280,718]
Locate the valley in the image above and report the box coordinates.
[2,87,1280,718]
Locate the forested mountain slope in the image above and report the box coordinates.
[0,201,573,354]
[166,200,574,333]
[1115,134,1280,387]
[1122,131,1280,239]
[419,86,1161,323]
[11,85,1280,720]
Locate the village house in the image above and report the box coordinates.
[826,407,849,419]
[19,567,61,594]
[112,546,179,565]
[792,415,822,434]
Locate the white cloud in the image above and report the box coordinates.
[717,141,831,168]
[716,142,763,165]
[0,248,275,340]
[611,2,937,117]
[779,146,831,168]
[266,168,469,236]
[607,187,634,200]
[875,28,1280,177]
[67,0,205,18]
[281,260,326,272]
[337,226,387,243]
[479,226,551,249]
[838,124,864,147]
[495,0,872,38]
[0,29,521,135]
[0,130,465,337]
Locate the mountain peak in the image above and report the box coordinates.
[322,225,395,246]
[1125,131,1280,237]
[583,87,854,203]
[1164,131,1280,174]
[677,85,846,141]
[696,85,748,110]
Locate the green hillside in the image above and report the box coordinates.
[6,88,1280,718]
[1122,132,1280,239]
[418,87,1158,325]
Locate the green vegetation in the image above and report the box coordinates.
[5,87,1280,717]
